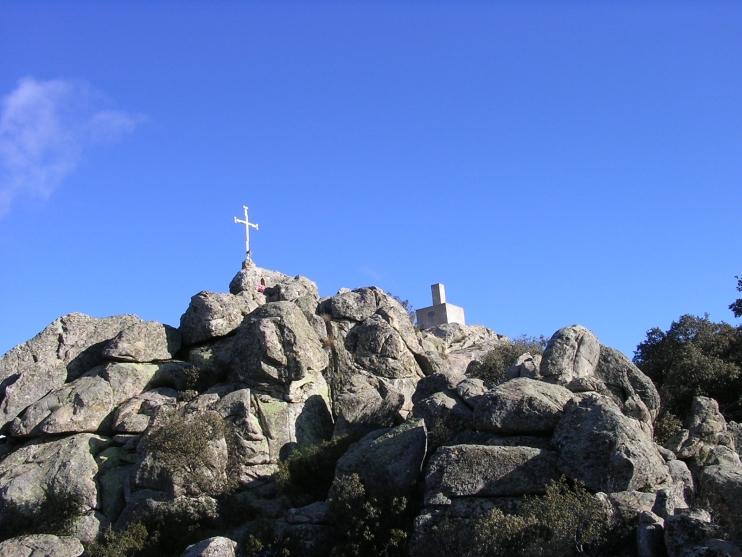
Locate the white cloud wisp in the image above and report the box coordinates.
[0,77,142,216]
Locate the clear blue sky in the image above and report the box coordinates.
[1,1,740,357]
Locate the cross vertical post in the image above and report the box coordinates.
[234,205,259,262]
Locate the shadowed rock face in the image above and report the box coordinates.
[423,444,560,504]
[334,420,427,495]
[553,394,670,492]
[0,266,739,556]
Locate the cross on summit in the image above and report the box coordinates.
[234,205,259,263]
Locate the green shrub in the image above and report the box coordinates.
[241,519,294,557]
[86,523,149,557]
[472,335,547,386]
[275,436,355,503]
[140,497,219,557]
[328,473,411,557]
[654,411,683,445]
[417,478,611,557]
[144,409,231,495]
[518,477,609,555]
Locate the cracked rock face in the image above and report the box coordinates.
[228,301,329,389]
[540,324,600,385]
[0,433,108,528]
[553,394,671,493]
[103,321,181,362]
[0,534,84,557]
[0,313,142,428]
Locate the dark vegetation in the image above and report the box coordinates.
[634,274,742,425]
[87,523,149,557]
[327,473,412,557]
[415,477,612,557]
[243,473,413,557]
[470,335,547,386]
[634,314,742,423]
[0,487,85,542]
[145,408,234,495]
[275,436,356,504]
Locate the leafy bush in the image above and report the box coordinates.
[144,409,231,495]
[242,519,295,557]
[634,314,742,421]
[416,478,611,557]
[471,335,547,386]
[653,411,683,445]
[275,436,355,503]
[86,523,149,557]
[328,473,411,557]
[140,497,219,556]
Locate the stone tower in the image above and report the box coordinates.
[415,283,466,329]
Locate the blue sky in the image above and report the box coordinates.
[1,1,740,357]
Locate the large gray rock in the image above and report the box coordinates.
[321,287,424,360]
[540,325,600,385]
[323,288,380,322]
[594,345,661,423]
[670,397,736,467]
[345,314,423,379]
[0,313,141,428]
[334,420,427,495]
[111,388,179,433]
[10,362,173,436]
[251,374,333,463]
[664,512,741,557]
[424,444,560,504]
[179,291,255,346]
[103,320,181,362]
[636,511,665,557]
[263,275,319,306]
[228,302,328,389]
[320,288,427,436]
[332,373,407,438]
[553,394,671,492]
[0,434,107,529]
[228,262,293,298]
[0,535,83,557]
[506,352,542,380]
[418,323,506,377]
[181,536,237,557]
[700,464,742,543]
[412,391,472,448]
[730,421,742,459]
[473,378,573,434]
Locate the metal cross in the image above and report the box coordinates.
[234,205,259,261]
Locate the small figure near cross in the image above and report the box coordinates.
[234,205,259,262]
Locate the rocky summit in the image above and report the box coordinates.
[0,264,739,557]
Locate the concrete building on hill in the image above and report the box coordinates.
[415,283,466,329]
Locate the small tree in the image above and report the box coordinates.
[730,275,742,319]
[634,314,742,421]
